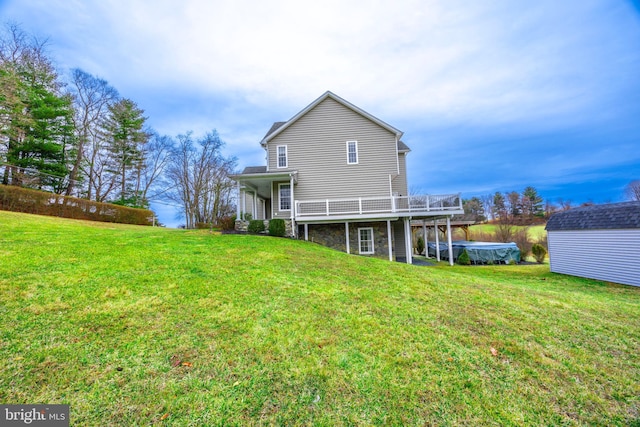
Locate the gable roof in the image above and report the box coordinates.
[545,201,640,231]
[260,91,404,146]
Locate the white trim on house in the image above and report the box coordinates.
[358,227,374,254]
[261,91,404,145]
[279,183,291,211]
[277,145,288,168]
[346,140,358,164]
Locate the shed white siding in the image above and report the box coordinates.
[547,229,640,287]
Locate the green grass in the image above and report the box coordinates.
[1,211,639,426]
[468,223,547,240]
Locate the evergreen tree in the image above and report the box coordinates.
[492,192,506,221]
[101,98,148,205]
[522,186,544,218]
[1,24,75,193]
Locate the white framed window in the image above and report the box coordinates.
[346,141,358,164]
[277,145,288,168]
[279,183,291,211]
[358,227,374,254]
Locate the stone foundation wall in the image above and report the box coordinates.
[305,222,391,258]
[235,219,294,237]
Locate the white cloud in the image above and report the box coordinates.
[9,0,637,126]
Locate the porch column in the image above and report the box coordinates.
[434,219,440,262]
[446,216,454,266]
[236,181,241,219]
[387,220,393,261]
[345,222,350,254]
[404,218,412,264]
[252,191,257,219]
[422,220,427,257]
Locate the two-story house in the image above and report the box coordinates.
[231,91,463,264]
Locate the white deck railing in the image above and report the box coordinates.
[295,193,462,218]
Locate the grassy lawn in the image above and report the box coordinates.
[1,211,639,425]
[467,223,547,240]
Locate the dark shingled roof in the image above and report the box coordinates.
[397,140,410,152]
[545,201,640,231]
[264,122,287,139]
[241,166,267,174]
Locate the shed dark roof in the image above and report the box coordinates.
[545,201,640,231]
[241,166,267,174]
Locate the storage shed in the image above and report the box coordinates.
[545,201,640,287]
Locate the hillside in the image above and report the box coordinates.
[1,211,638,425]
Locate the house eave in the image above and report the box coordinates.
[262,91,404,145]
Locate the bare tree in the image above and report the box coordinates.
[557,197,572,211]
[480,193,494,221]
[625,180,640,201]
[139,132,172,204]
[165,131,237,228]
[67,68,119,197]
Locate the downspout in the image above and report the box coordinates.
[290,173,295,237]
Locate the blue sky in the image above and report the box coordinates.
[2,0,639,226]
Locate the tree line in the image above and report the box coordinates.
[0,24,236,227]
[460,186,589,224]
[461,180,639,224]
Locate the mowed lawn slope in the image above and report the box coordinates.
[1,211,639,426]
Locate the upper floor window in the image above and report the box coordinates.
[347,141,358,164]
[277,145,288,168]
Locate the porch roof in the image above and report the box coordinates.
[230,168,298,199]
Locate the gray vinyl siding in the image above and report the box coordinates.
[392,153,409,196]
[547,229,640,287]
[241,192,254,219]
[267,97,401,203]
[272,181,293,219]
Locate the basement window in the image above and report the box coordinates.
[358,227,374,254]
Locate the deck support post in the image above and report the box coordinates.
[404,218,412,264]
[422,220,427,257]
[434,219,440,262]
[446,216,454,266]
[345,222,350,254]
[304,224,308,241]
[387,220,393,261]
